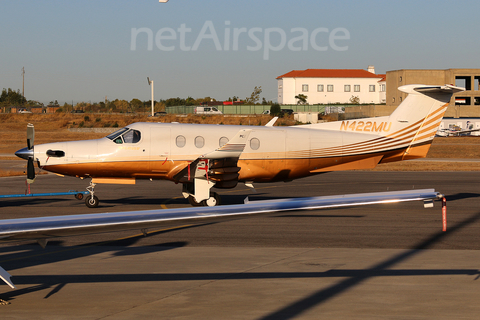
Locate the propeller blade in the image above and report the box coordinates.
[27,123,34,150]
[27,157,35,184]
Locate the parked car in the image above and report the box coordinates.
[17,108,32,114]
[154,111,167,116]
[71,110,84,113]
[262,110,271,115]
[281,109,294,115]
[194,106,223,115]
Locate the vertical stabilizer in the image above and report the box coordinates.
[381,84,464,161]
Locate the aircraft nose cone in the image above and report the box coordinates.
[15,147,34,160]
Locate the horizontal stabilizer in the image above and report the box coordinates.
[399,84,465,95]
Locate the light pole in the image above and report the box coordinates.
[147,77,154,117]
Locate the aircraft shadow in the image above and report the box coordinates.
[2,266,478,302]
[444,192,480,202]
[256,210,480,320]
[0,224,207,280]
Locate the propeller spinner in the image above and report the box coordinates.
[15,123,36,184]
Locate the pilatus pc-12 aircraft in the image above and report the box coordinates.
[15,84,463,208]
[0,83,459,289]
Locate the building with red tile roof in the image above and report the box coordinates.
[277,66,386,105]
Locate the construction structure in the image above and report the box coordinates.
[387,69,480,118]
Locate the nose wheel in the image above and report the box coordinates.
[85,181,99,208]
[85,195,99,208]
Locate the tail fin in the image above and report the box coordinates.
[383,84,464,161]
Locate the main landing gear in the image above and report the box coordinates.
[187,192,221,207]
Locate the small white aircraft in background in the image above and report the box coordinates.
[436,127,480,137]
[15,84,463,208]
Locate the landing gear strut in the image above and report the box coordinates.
[85,181,99,208]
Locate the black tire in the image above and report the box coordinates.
[85,195,99,208]
[188,195,203,207]
[75,193,84,200]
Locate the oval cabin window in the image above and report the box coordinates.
[195,136,205,148]
[176,135,186,148]
[250,138,260,150]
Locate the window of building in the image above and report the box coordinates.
[195,136,205,148]
[354,85,360,92]
[250,138,260,150]
[392,97,395,103]
[317,84,324,92]
[176,135,186,148]
[302,84,309,92]
[380,84,386,92]
[327,85,334,92]
[399,76,402,82]
[344,85,351,92]
[369,85,376,92]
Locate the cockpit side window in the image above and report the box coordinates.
[107,127,141,144]
[123,129,141,143]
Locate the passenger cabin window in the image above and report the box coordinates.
[250,138,260,150]
[176,135,186,148]
[195,136,205,148]
[106,127,141,144]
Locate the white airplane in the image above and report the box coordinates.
[14,84,463,208]
[436,127,480,137]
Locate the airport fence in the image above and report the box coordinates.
[166,104,335,115]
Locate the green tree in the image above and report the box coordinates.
[245,86,262,104]
[130,98,143,112]
[0,88,26,106]
[349,95,360,104]
[295,94,308,105]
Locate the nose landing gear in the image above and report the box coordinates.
[84,181,99,208]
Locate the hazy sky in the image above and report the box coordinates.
[1,0,479,104]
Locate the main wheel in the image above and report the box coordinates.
[188,195,203,207]
[85,195,99,208]
[203,192,221,207]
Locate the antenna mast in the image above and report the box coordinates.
[21,67,25,99]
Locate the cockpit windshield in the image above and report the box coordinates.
[106,127,129,140]
[106,127,141,144]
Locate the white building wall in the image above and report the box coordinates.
[278,78,297,104]
[278,77,384,104]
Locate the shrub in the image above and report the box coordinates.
[270,103,281,116]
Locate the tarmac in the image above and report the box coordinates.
[1,171,480,319]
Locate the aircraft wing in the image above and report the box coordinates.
[0,188,442,289]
